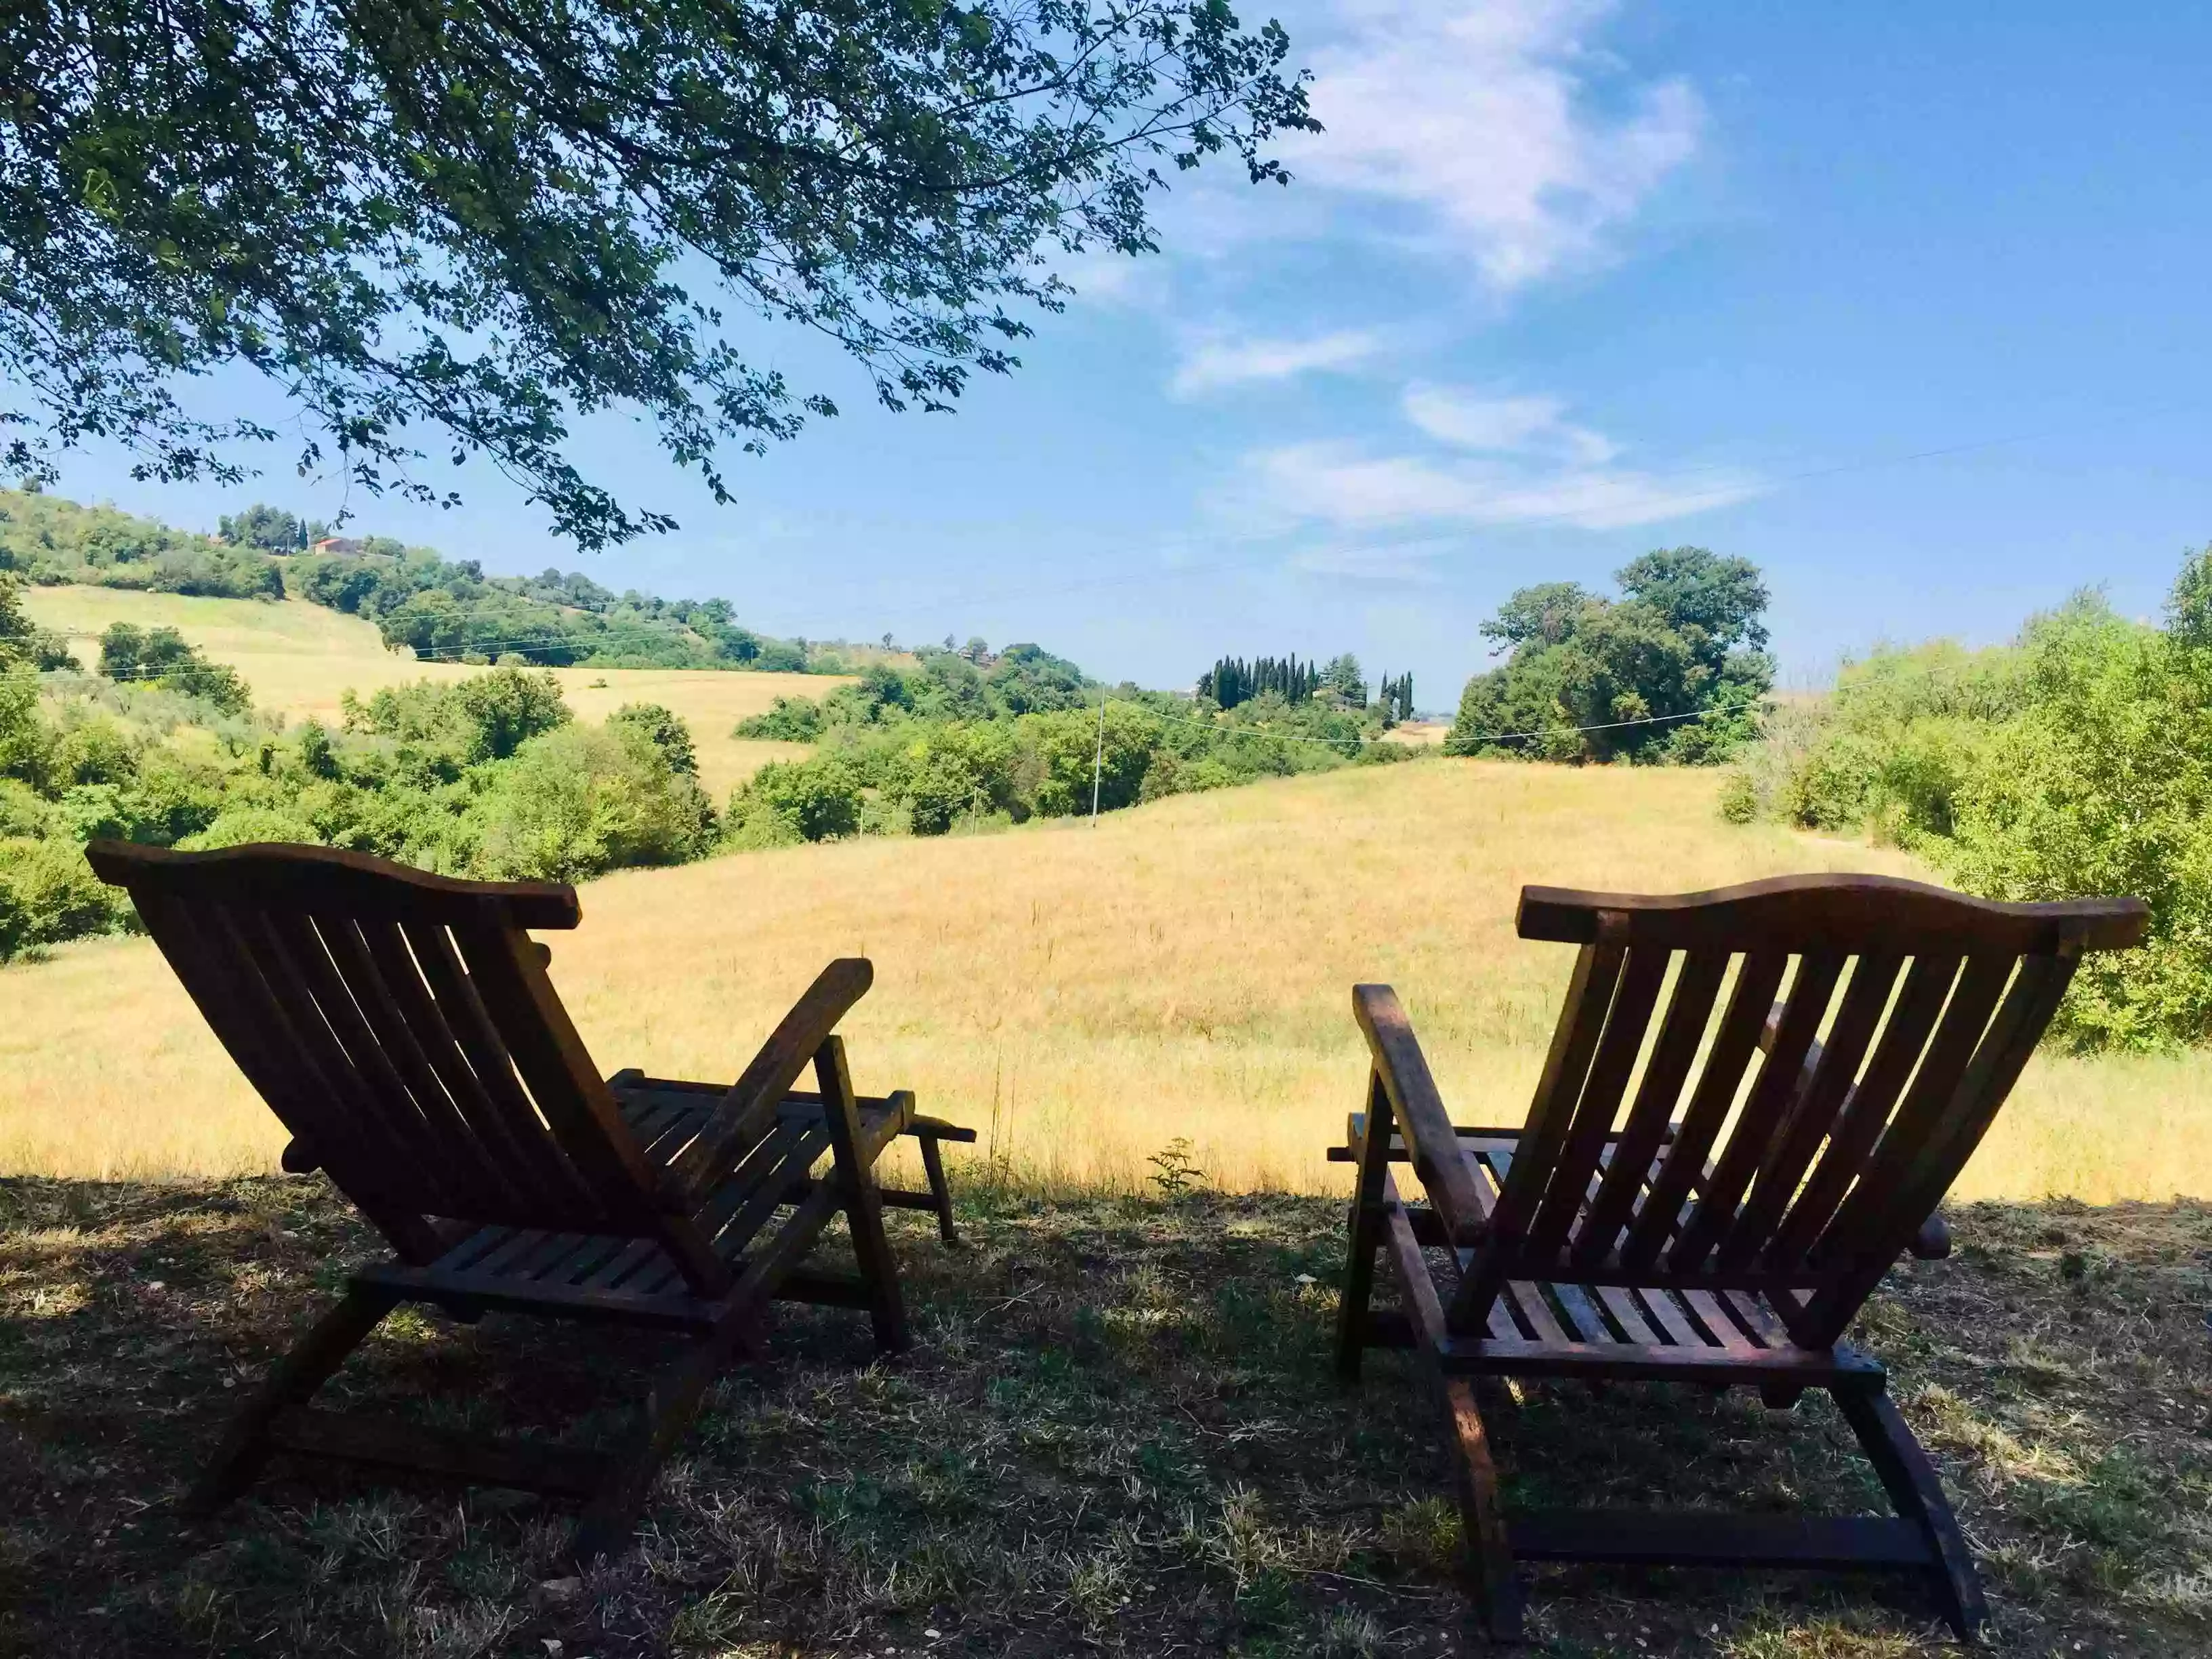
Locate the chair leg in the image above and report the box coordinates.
[815,1038,910,1355]
[185,1284,398,1516]
[916,1131,960,1246]
[1336,1077,1394,1384]
[1443,1377,1525,1641]
[1835,1385,1987,1643]
[572,1305,755,1563]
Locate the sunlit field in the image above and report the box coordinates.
[21,586,842,798]
[5,759,2205,1202]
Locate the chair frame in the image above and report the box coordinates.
[1332,873,2148,1641]
[87,839,973,1558]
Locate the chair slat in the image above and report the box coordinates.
[1898,952,2079,1225]
[1680,1289,1758,1356]
[1669,951,1847,1273]
[1507,1282,1570,1346]
[134,893,363,1176]
[1595,1285,1660,1345]
[1549,1282,1610,1343]
[1807,951,2080,1345]
[313,914,537,1218]
[261,909,478,1218]
[1766,955,1961,1268]
[1572,950,1729,1270]
[394,921,601,1220]
[1813,954,2017,1270]
[1525,945,1671,1259]
[1717,954,1904,1270]
[1633,1287,1703,1348]
[221,904,447,1216]
[448,924,657,1226]
[1618,953,1788,1272]
[1490,939,1626,1246]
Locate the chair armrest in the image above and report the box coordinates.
[1351,984,1492,1247]
[660,958,874,1208]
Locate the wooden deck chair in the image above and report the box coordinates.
[85,839,975,1559]
[1331,873,2147,1641]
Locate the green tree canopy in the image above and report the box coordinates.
[1448,548,1774,764]
[3,0,1313,547]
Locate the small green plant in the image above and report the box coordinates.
[1147,1136,1207,1197]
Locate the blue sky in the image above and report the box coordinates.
[32,1,2212,708]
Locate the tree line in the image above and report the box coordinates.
[1197,651,1414,722]
[0,487,857,672]
[726,650,1418,845]
[0,616,718,960]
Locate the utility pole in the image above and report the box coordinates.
[1090,690,1107,823]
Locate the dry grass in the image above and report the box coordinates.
[6,759,2206,1202]
[20,585,842,798]
[1,1176,2205,1656]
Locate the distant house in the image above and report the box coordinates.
[310,537,367,556]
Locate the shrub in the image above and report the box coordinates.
[342,668,570,762]
[1716,769,1757,824]
[95,624,251,714]
[729,754,865,843]
[449,668,571,760]
[473,723,716,881]
[733,695,825,741]
[0,836,131,956]
[1725,552,2212,1050]
[179,804,324,851]
[607,703,699,775]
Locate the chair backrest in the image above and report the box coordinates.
[1459,874,2148,1348]
[86,840,669,1266]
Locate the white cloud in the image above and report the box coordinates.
[1170,329,1385,396]
[1401,385,1618,464]
[1245,438,1762,536]
[1288,0,1703,288]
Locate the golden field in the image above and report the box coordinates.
[20,586,843,799]
[4,759,2207,1201]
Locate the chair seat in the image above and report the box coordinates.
[356,1080,912,1329]
[1404,1137,1881,1387]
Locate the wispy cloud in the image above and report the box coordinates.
[1170,329,1386,396]
[1245,438,1763,535]
[1285,0,1703,289]
[1401,385,1618,464]
[1221,386,1765,568]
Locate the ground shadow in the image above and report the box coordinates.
[1,1177,2206,1656]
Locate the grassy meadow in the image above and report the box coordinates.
[20,584,842,800]
[6,758,2207,1202]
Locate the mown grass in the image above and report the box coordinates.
[19,584,843,800]
[1,1175,2206,1656]
[7,759,2211,1202]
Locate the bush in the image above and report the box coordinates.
[474,723,716,881]
[342,667,569,762]
[734,695,825,741]
[96,624,251,714]
[729,754,866,844]
[0,836,132,957]
[1725,552,2212,1050]
[179,804,324,851]
[607,703,699,775]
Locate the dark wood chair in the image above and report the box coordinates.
[86,838,974,1559]
[1330,873,2148,1641]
